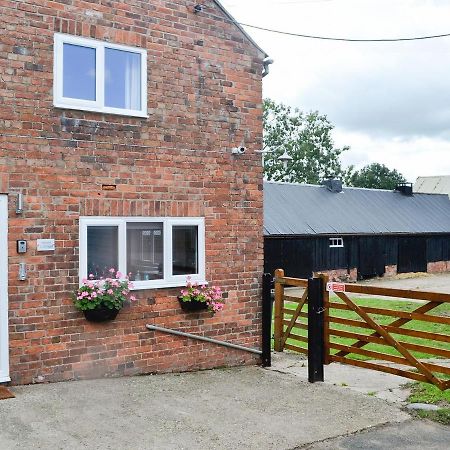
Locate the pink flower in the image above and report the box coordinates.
[109,268,115,273]
[91,292,97,298]
[116,271,122,279]
[89,274,94,279]
[130,295,136,302]
[107,289,114,295]
[81,278,88,284]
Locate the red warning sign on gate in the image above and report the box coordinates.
[326,282,346,293]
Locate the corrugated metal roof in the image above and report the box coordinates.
[414,176,450,196]
[264,181,450,236]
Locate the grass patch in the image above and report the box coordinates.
[415,409,450,425]
[408,378,450,404]
[407,379,450,425]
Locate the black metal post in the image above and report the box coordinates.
[308,277,324,382]
[261,273,273,367]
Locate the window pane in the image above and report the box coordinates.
[172,226,198,275]
[87,226,118,278]
[127,223,163,281]
[105,48,141,110]
[63,43,96,100]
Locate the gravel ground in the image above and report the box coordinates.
[0,366,408,450]
[358,272,450,293]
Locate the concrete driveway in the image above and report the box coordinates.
[0,366,409,450]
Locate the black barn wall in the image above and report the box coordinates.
[397,237,427,273]
[427,236,450,262]
[264,234,450,279]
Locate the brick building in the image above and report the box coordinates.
[0,0,267,385]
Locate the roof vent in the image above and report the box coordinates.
[322,178,343,193]
[395,182,413,196]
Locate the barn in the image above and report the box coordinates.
[264,180,450,281]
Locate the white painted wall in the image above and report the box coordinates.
[0,195,9,382]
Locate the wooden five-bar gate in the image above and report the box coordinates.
[272,269,450,391]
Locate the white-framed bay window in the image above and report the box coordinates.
[79,217,206,290]
[53,33,147,117]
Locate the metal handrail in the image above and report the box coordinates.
[146,324,262,355]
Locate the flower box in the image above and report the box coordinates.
[177,296,208,312]
[83,306,120,322]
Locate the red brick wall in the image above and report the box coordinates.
[427,261,450,273]
[384,265,397,277]
[316,268,357,283]
[0,0,265,384]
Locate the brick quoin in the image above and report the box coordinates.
[0,0,265,384]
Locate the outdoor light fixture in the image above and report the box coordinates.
[278,151,293,169]
[16,192,23,214]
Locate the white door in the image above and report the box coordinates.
[0,195,9,382]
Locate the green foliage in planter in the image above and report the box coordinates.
[74,269,136,311]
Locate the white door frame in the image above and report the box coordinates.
[0,195,9,382]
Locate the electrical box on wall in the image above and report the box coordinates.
[17,240,27,253]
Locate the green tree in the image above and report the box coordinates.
[346,163,406,190]
[263,99,349,184]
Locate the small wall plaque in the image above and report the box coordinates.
[37,239,55,251]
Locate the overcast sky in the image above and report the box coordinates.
[220,0,450,181]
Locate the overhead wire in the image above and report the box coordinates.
[217,1,450,43]
[238,22,450,42]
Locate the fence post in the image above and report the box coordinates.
[319,273,330,365]
[273,268,285,352]
[308,276,324,383]
[261,273,272,367]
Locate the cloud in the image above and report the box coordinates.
[297,50,450,139]
[335,131,450,181]
[220,0,450,178]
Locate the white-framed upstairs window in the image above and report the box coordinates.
[329,237,344,248]
[79,217,206,290]
[54,33,147,117]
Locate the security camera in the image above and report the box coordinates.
[232,146,246,155]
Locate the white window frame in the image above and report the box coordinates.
[79,217,206,290]
[53,33,147,117]
[329,237,344,248]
